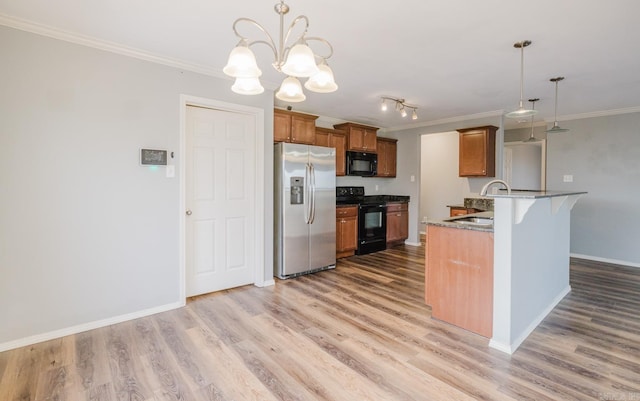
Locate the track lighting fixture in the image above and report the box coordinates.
[380,96,418,120]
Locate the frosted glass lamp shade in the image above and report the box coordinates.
[223,45,262,78]
[505,107,538,119]
[231,77,264,95]
[281,44,320,77]
[304,63,338,93]
[276,77,306,102]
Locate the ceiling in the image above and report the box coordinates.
[2,0,640,130]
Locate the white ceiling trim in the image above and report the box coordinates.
[0,13,227,80]
[544,106,640,123]
[382,110,505,133]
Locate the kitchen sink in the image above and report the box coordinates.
[447,216,494,226]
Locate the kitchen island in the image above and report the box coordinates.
[426,190,586,354]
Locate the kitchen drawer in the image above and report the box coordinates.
[337,206,358,217]
[386,202,408,212]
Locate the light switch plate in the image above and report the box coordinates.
[166,165,175,178]
[563,174,573,182]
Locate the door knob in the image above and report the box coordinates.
[186,209,192,216]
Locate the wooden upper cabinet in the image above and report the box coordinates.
[333,122,378,152]
[458,125,497,177]
[274,109,318,144]
[377,137,397,177]
[315,127,347,176]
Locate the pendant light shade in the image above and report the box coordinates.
[276,76,306,102]
[525,98,541,142]
[506,40,538,119]
[281,43,320,78]
[231,77,265,95]
[304,62,338,93]
[223,44,262,78]
[546,77,569,133]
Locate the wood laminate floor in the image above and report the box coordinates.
[1,244,639,401]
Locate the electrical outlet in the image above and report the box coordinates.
[563,174,573,183]
[410,175,415,182]
[375,184,379,191]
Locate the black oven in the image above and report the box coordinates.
[346,151,377,176]
[356,203,387,255]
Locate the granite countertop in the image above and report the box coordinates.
[336,203,358,207]
[486,190,587,199]
[427,211,494,232]
[363,195,410,203]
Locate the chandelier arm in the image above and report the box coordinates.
[232,17,279,60]
[304,37,334,60]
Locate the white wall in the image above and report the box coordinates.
[546,112,640,266]
[420,132,471,222]
[0,26,274,348]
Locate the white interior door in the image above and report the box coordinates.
[185,105,256,296]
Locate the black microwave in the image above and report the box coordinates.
[346,151,377,176]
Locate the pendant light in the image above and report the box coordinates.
[525,98,541,142]
[546,77,569,133]
[506,40,538,119]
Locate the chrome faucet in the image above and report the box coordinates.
[480,179,512,196]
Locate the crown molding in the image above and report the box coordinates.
[0,13,230,80]
[544,106,640,123]
[383,110,505,133]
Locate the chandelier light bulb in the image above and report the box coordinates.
[231,77,265,95]
[223,44,262,78]
[281,43,320,77]
[400,107,407,118]
[411,109,418,120]
[304,62,338,93]
[381,99,388,111]
[276,76,306,102]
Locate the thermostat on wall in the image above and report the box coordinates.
[140,149,168,166]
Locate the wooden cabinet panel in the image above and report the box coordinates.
[337,206,358,258]
[377,137,397,177]
[316,127,346,176]
[273,109,318,144]
[386,202,408,245]
[333,122,378,152]
[274,111,292,142]
[449,207,482,217]
[458,125,497,177]
[427,225,494,337]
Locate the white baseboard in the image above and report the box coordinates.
[489,285,571,354]
[0,300,185,353]
[256,279,275,287]
[571,253,640,269]
[404,241,422,247]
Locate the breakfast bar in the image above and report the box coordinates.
[426,190,586,354]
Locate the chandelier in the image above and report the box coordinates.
[380,96,418,120]
[222,1,337,102]
[505,40,538,119]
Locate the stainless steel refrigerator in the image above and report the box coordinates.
[274,142,336,279]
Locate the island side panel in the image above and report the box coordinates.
[427,225,494,338]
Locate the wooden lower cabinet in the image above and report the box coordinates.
[426,225,494,337]
[386,202,408,246]
[336,206,358,258]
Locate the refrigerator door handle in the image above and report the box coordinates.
[309,163,316,224]
[305,163,312,224]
